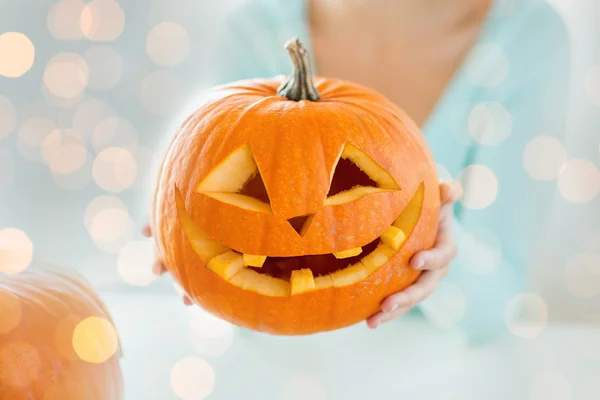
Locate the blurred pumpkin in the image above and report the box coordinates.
[0,262,123,399]
[152,37,440,335]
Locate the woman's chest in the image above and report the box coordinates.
[309,15,487,127]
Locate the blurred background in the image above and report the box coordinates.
[1,0,599,399]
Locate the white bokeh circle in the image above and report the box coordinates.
[117,241,158,286]
[468,102,513,146]
[170,357,215,400]
[557,159,600,203]
[457,164,498,210]
[0,32,35,78]
[505,293,548,339]
[523,136,567,181]
[0,228,33,274]
[147,22,191,67]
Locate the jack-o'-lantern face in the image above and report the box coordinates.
[152,38,440,335]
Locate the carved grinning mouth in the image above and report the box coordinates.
[175,183,424,297]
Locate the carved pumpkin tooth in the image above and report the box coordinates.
[230,269,290,297]
[331,263,368,287]
[243,254,267,268]
[380,226,407,251]
[290,269,316,295]
[360,244,396,274]
[314,274,334,290]
[333,247,363,259]
[207,251,245,280]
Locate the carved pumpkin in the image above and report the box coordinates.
[0,262,123,399]
[152,38,440,335]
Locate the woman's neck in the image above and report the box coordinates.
[310,0,493,33]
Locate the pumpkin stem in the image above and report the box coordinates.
[277,37,321,102]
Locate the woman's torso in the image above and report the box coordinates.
[308,0,494,127]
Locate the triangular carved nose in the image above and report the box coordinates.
[287,214,315,237]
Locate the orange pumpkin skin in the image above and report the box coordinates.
[152,40,440,335]
[0,263,123,399]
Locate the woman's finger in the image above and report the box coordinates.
[439,180,461,205]
[410,205,456,271]
[142,224,152,238]
[366,305,412,329]
[152,260,166,275]
[380,268,447,312]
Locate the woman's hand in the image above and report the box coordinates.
[366,181,460,329]
[142,225,194,306]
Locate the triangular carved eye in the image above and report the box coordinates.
[196,144,272,214]
[325,143,400,206]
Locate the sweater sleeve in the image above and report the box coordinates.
[418,1,572,343]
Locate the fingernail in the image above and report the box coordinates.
[390,303,399,312]
[413,258,425,270]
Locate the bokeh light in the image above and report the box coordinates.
[420,283,467,329]
[147,22,191,67]
[466,44,510,87]
[468,102,513,146]
[140,70,184,117]
[0,149,15,188]
[73,97,117,139]
[117,241,157,286]
[523,136,567,181]
[0,95,17,141]
[83,45,124,90]
[505,293,548,339]
[188,307,235,357]
[43,52,89,99]
[92,147,138,192]
[0,341,42,388]
[18,117,57,162]
[92,116,137,153]
[88,206,134,254]
[84,195,128,231]
[80,0,126,42]
[170,357,215,400]
[557,158,600,203]
[72,316,119,363]
[42,83,85,109]
[281,374,328,400]
[457,164,498,210]
[50,150,93,190]
[0,228,33,274]
[529,372,572,400]
[47,0,85,41]
[0,291,22,334]
[42,129,87,175]
[585,65,600,106]
[0,32,35,78]
[564,253,600,299]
